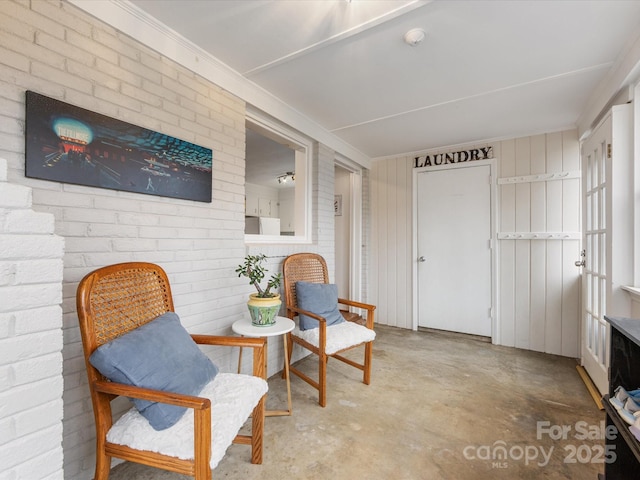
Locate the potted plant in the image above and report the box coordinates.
[236,254,282,326]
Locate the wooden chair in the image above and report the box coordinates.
[282,253,376,407]
[76,262,267,480]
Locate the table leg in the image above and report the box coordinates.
[283,332,292,414]
[265,334,292,417]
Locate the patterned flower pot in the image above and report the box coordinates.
[247,293,281,326]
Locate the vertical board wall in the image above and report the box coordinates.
[371,130,581,358]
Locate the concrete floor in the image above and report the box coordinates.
[109,325,604,480]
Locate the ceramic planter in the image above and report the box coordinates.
[247,293,281,326]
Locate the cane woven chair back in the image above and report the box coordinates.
[79,262,174,351]
[282,253,329,311]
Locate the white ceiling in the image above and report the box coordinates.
[126,0,640,161]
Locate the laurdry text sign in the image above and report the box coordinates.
[414,146,493,168]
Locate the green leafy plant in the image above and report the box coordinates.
[236,254,282,298]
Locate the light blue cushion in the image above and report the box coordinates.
[296,281,345,331]
[89,312,219,431]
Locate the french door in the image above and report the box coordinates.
[580,116,611,395]
[580,103,633,395]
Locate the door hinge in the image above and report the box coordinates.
[607,144,612,158]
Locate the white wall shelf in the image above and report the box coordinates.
[497,232,581,240]
[498,170,580,185]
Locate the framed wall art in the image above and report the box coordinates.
[25,90,213,202]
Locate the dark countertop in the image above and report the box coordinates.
[605,315,640,347]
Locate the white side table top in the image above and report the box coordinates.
[232,315,295,338]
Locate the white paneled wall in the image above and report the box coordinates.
[497,133,580,356]
[372,130,581,357]
[370,157,412,329]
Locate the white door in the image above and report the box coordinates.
[579,116,611,395]
[335,165,351,299]
[335,160,363,302]
[417,164,492,337]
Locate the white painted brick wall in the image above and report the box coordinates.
[0,156,65,479]
[0,1,359,479]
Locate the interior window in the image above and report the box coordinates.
[244,112,311,243]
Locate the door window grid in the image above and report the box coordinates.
[584,142,608,365]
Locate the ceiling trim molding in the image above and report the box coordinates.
[333,63,611,134]
[577,26,640,138]
[244,0,430,77]
[67,0,372,168]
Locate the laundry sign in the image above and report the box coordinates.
[414,146,493,168]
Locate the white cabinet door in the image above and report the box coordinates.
[245,194,258,216]
[258,197,271,217]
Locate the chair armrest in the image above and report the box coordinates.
[337,298,376,329]
[93,380,210,410]
[338,298,376,311]
[191,335,267,380]
[286,305,328,323]
[191,335,265,349]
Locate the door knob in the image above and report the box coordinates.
[418,256,426,263]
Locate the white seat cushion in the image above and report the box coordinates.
[293,321,375,355]
[106,373,268,469]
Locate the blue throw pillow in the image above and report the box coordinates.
[89,312,219,430]
[296,281,345,331]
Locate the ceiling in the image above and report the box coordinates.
[127,0,640,163]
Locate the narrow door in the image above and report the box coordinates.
[417,164,492,337]
[335,165,351,299]
[335,162,363,303]
[579,116,612,395]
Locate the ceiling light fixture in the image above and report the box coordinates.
[277,172,295,184]
[404,28,426,47]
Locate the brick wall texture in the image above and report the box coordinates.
[0,155,65,479]
[0,1,347,478]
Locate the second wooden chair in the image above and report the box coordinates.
[282,253,376,407]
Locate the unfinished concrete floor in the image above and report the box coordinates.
[109,325,604,480]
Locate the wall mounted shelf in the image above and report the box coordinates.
[498,170,580,185]
[497,232,581,240]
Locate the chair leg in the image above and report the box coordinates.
[319,353,327,407]
[94,449,111,480]
[194,459,212,480]
[363,341,372,385]
[251,395,265,464]
[282,333,293,380]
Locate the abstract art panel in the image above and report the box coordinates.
[25,91,213,202]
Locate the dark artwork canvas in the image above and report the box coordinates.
[25,91,213,202]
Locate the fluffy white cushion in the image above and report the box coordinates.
[293,320,375,355]
[106,373,268,469]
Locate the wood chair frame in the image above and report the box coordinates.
[76,262,266,480]
[282,253,376,407]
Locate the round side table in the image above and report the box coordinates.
[232,315,295,417]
